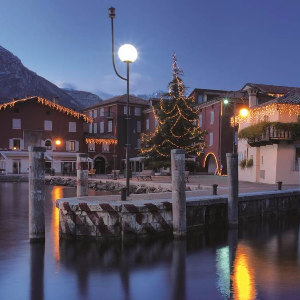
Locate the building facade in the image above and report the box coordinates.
[0,96,91,174]
[82,95,149,174]
[238,85,300,184]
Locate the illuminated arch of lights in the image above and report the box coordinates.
[203,152,220,174]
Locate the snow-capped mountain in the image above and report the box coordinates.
[62,89,103,108]
[136,90,166,100]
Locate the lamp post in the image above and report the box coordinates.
[109,7,138,196]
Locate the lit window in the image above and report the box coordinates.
[108,121,112,132]
[44,120,52,131]
[12,119,21,129]
[146,119,149,130]
[93,110,97,118]
[137,121,141,133]
[45,140,52,150]
[13,139,20,150]
[199,114,203,127]
[135,107,141,116]
[100,122,104,133]
[102,143,109,153]
[210,111,214,125]
[69,141,75,151]
[100,108,104,117]
[209,133,213,146]
[88,143,95,152]
[69,122,76,132]
[94,123,98,134]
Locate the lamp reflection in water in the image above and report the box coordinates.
[51,186,63,271]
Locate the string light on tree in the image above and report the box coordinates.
[140,54,206,169]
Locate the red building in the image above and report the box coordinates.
[82,95,149,174]
[0,96,91,174]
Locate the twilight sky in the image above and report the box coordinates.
[1,0,300,97]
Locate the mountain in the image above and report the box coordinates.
[136,90,166,100]
[94,90,114,100]
[0,45,82,109]
[63,88,103,108]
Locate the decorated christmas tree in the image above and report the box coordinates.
[140,54,206,170]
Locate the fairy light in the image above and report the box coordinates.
[85,138,117,145]
[0,96,93,123]
[203,152,220,174]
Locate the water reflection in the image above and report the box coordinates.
[51,186,62,271]
[30,243,45,300]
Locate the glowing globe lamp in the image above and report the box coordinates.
[118,44,138,63]
[240,108,249,117]
[55,139,61,146]
[223,99,229,105]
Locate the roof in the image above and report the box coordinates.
[242,83,300,95]
[0,96,93,123]
[83,94,149,110]
[256,90,300,107]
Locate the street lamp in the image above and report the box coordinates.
[109,7,138,197]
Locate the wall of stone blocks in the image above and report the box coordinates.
[56,190,300,240]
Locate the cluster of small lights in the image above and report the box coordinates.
[0,96,93,123]
[85,138,117,145]
[231,103,300,127]
[141,54,204,158]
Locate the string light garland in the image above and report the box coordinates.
[0,96,93,123]
[140,54,206,167]
[85,138,117,145]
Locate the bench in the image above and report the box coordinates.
[185,171,190,183]
[88,169,96,177]
[137,170,153,181]
[107,170,120,179]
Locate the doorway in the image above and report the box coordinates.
[12,160,21,174]
[94,157,106,174]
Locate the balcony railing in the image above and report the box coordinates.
[105,112,114,118]
[247,125,293,147]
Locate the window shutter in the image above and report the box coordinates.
[20,139,24,150]
[41,140,45,147]
[52,140,56,151]
[66,141,70,151]
[75,141,79,152]
[9,139,13,149]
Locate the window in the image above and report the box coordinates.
[261,156,263,165]
[94,123,98,134]
[295,148,300,171]
[93,109,97,118]
[102,143,109,153]
[137,121,141,133]
[136,139,141,149]
[263,115,269,122]
[45,140,52,150]
[89,123,92,133]
[108,121,112,132]
[13,139,20,150]
[69,141,75,151]
[198,95,203,104]
[146,119,149,130]
[199,114,203,127]
[209,133,213,146]
[88,143,95,152]
[100,108,104,117]
[124,106,128,115]
[44,120,52,131]
[100,122,104,133]
[12,119,21,129]
[210,111,214,125]
[69,122,76,132]
[135,107,141,116]
[89,110,92,117]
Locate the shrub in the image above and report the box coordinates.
[239,159,247,169]
[246,159,253,168]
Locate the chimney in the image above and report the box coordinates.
[248,89,257,108]
[53,97,59,104]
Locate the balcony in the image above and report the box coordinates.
[239,122,295,147]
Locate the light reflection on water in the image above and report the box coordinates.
[1,182,300,300]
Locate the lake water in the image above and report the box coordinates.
[0,182,300,300]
